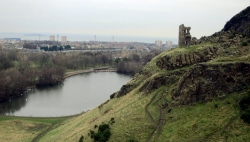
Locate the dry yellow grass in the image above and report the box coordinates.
[0,119,50,142]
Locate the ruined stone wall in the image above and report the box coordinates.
[178,24,192,46]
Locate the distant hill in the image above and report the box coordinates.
[222,6,250,36]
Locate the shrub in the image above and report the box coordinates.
[214,104,218,109]
[239,94,250,111]
[94,124,98,129]
[89,123,112,142]
[89,130,95,138]
[239,92,250,124]
[129,139,139,142]
[79,135,84,142]
[103,129,111,139]
[109,117,115,125]
[98,124,110,132]
[242,41,248,46]
[240,108,250,124]
[93,132,101,141]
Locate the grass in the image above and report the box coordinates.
[157,93,250,142]
[0,116,67,142]
[39,87,155,142]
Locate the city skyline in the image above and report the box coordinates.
[0,0,249,41]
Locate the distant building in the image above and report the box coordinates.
[166,41,173,47]
[50,36,55,41]
[61,36,67,43]
[37,46,40,51]
[155,40,162,47]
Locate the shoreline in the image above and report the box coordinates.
[0,69,117,119]
[64,69,117,79]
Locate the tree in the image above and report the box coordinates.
[49,45,58,51]
[58,46,63,51]
[115,58,121,67]
[0,52,14,70]
[101,55,108,65]
[64,45,71,50]
[40,46,49,51]
[23,43,36,49]
[131,54,140,62]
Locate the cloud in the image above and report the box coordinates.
[0,0,249,40]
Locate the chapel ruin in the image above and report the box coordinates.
[178,24,192,46]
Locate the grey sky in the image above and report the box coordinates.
[0,0,249,39]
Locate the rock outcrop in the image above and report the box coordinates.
[222,6,250,36]
[173,62,250,105]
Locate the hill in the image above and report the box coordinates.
[1,6,250,142]
[37,7,250,142]
[222,6,250,36]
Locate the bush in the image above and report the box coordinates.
[103,129,111,139]
[239,92,250,124]
[109,117,115,125]
[89,123,112,142]
[79,135,84,142]
[239,94,250,111]
[89,130,95,138]
[93,132,101,141]
[94,124,98,129]
[240,108,250,124]
[129,139,139,142]
[242,41,248,46]
[214,104,218,109]
[98,124,110,132]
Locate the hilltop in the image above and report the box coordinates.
[1,6,250,142]
[222,6,250,36]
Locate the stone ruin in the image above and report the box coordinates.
[178,24,192,46]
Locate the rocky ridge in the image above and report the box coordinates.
[114,29,250,105]
[222,6,250,36]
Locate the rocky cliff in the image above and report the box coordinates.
[222,6,250,36]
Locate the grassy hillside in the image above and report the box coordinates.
[33,30,250,142]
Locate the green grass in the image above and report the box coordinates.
[0,116,65,124]
[157,93,250,141]
[0,116,70,142]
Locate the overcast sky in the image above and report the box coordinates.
[0,0,249,39]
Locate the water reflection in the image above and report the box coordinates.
[0,72,131,117]
[0,83,64,116]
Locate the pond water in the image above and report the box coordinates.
[0,72,132,117]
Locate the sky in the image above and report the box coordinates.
[0,0,249,42]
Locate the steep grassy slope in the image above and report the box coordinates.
[39,30,250,142]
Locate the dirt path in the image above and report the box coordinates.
[64,69,116,79]
[146,89,169,142]
[31,119,64,142]
[145,94,158,126]
[31,113,83,142]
